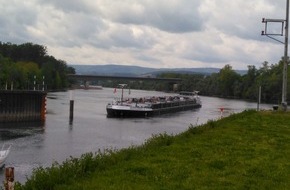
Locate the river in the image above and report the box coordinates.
[0,88,272,184]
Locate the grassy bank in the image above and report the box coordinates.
[15,110,290,190]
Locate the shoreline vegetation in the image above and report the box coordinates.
[13,110,290,190]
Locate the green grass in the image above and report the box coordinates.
[14,110,290,190]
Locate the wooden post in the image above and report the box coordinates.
[69,100,74,123]
[4,167,14,190]
[69,90,74,124]
[220,107,224,118]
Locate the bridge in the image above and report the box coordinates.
[67,74,182,82]
[67,74,182,91]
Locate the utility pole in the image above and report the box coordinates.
[262,0,289,111]
[282,0,289,110]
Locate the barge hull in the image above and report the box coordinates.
[106,104,201,118]
[106,108,153,118]
[152,104,201,116]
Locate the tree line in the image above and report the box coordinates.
[0,42,75,90]
[79,59,289,104]
[159,60,290,104]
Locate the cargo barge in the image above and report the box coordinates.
[106,87,201,118]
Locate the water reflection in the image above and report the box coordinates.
[0,122,45,140]
[0,122,44,128]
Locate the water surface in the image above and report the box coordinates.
[0,88,272,183]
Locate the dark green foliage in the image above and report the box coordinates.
[14,151,115,190]
[0,42,47,64]
[143,133,174,147]
[157,61,290,103]
[0,42,75,90]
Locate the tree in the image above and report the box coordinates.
[0,42,75,90]
[218,64,240,97]
[241,65,258,100]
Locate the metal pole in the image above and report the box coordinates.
[42,76,45,91]
[258,86,261,111]
[33,75,36,91]
[121,86,124,105]
[282,0,289,111]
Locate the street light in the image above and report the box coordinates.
[262,0,289,111]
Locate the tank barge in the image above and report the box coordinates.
[106,91,201,118]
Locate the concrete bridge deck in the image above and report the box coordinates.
[67,74,182,82]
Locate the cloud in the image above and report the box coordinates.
[0,0,287,70]
[0,0,38,43]
[92,0,204,33]
[38,0,92,14]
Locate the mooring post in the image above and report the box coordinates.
[69,90,74,123]
[4,167,14,190]
[220,107,224,118]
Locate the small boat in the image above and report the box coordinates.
[106,85,201,118]
[0,143,12,168]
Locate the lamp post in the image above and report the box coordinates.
[262,0,289,111]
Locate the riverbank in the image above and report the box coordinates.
[15,110,290,190]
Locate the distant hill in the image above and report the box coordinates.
[70,64,246,76]
[71,64,159,76]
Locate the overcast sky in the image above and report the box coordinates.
[0,0,288,69]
